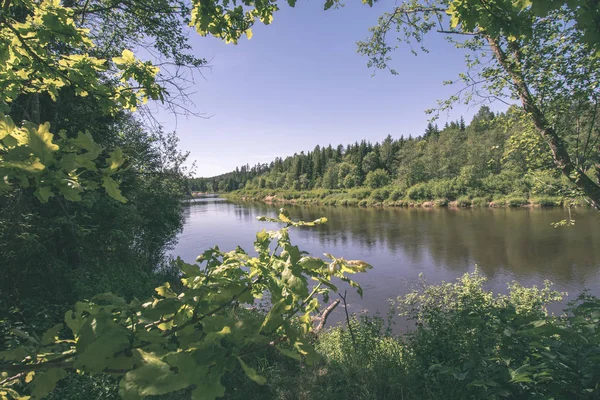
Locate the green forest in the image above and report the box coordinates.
[1,0,600,399]
[190,105,586,208]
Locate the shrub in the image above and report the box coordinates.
[431,178,460,200]
[365,169,391,189]
[407,182,433,201]
[395,270,600,400]
[351,188,372,199]
[456,196,471,207]
[371,188,391,202]
[506,196,528,207]
[358,199,368,207]
[531,196,561,207]
[313,312,404,400]
[528,170,568,196]
[390,188,404,201]
[470,197,488,207]
[434,198,448,207]
[481,171,529,196]
[225,272,600,400]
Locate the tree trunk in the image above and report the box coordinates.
[487,37,600,209]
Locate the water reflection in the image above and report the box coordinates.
[172,201,600,326]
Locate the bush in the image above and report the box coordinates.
[313,312,404,400]
[217,272,600,400]
[358,199,368,207]
[389,188,404,201]
[470,197,488,207]
[431,178,460,200]
[531,196,561,207]
[395,271,600,400]
[370,188,391,202]
[528,170,568,196]
[351,188,372,199]
[456,196,471,207]
[481,171,529,196]
[506,196,528,207]
[407,182,433,201]
[434,198,449,207]
[365,169,391,189]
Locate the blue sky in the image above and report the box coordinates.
[155,1,507,177]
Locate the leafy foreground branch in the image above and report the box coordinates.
[0,209,371,400]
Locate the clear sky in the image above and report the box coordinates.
[155,0,507,178]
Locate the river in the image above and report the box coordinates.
[172,197,600,329]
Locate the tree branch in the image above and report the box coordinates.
[487,36,600,209]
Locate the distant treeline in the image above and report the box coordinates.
[189,106,577,202]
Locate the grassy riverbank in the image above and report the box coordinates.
[223,187,583,209]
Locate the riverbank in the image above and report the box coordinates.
[222,188,585,209]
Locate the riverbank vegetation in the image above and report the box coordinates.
[224,271,600,400]
[193,107,587,208]
[2,0,600,398]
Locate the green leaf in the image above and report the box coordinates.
[41,324,63,345]
[28,122,59,163]
[74,314,131,372]
[102,176,127,203]
[275,346,301,360]
[0,114,16,141]
[237,357,266,385]
[191,380,226,400]
[113,49,136,69]
[31,368,67,399]
[34,186,54,203]
[299,257,326,270]
[155,282,177,298]
[178,259,201,277]
[119,350,187,399]
[106,147,125,172]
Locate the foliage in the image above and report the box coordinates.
[311,311,404,400]
[0,210,370,400]
[356,0,600,208]
[407,182,433,201]
[207,107,584,209]
[364,169,390,189]
[0,115,126,203]
[160,272,600,400]
[370,188,390,202]
[456,196,471,207]
[396,270,600,399]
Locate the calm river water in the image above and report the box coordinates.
[172,198,600,328]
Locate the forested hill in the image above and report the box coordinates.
[189,105,573,203]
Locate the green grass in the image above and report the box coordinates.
[531,196,562,207]
[506,196,529,207]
